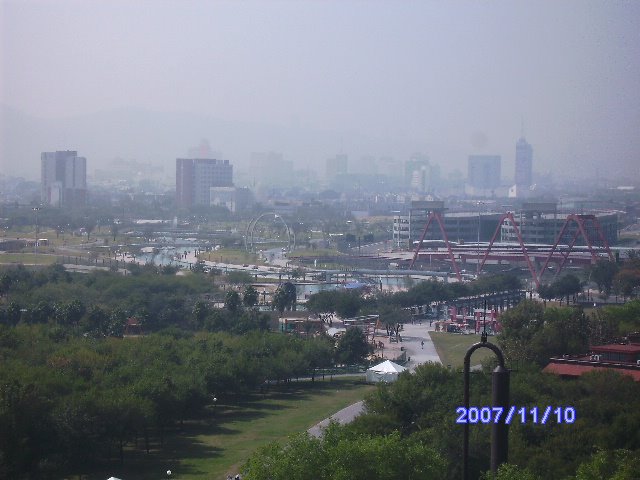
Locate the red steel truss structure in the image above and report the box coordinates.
[479,212,540,287]
[537,214,614,282]
[409,212,615,289]
[409,211,462,282]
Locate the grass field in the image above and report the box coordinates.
[86,377,374,480]
[289,248,341,258]
[0,252,59,265]
[201,248,261,266]
[428,332,495,368]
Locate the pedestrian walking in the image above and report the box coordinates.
[421,340,424,349]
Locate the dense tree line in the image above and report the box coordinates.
[0,263,373,478]
[244,361,640,479]
[537,273,583,305]
[306,273,523,321]
[498,299,640,366]
[590,253,640,299]
[244,298,640,479]
[0,325,336,478]
[0,264,273,335]
[4,262,638,478]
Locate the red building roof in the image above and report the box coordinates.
[544,361,640,382]
[591,344,640,354]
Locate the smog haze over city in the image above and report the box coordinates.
[4,3,640,479]
[1,0,639,182]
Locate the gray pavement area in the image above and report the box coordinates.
[308,400,365,438]
[400,321,442,370]
[308,320,443,437]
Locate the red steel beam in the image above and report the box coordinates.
[539,214,615,281]
[479,212,540,288]
[409,211,462,282]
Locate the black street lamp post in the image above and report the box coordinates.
[463,328,510,479]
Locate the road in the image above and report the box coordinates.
[308,321,442,437]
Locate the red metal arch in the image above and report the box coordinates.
[538,214,614,281]
[479,212,540,288]
[409,211,462,282]
[410,212,615,289]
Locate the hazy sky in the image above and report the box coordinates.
[2,0,639,180]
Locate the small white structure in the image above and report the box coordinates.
[366,360,407,383]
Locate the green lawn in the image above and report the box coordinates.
[428,332,496,369]
[0,252,59,265]
[202,248,261,266]
[289,248,341,258]
[84,377,374,480]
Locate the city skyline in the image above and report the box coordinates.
[2,1,639,182]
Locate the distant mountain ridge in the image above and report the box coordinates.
[3,104,447,182]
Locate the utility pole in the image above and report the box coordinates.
[33,207,40,257]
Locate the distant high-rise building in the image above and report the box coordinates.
[210,186,253,213]
[176,158,233,208]
[515,137,533,195]
[377,156,401,178]
[41,150,87,207]
[468,155,501,190]
[404,153,429,188]
[326,154,348,180]
[250,152,293,187]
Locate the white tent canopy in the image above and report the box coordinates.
[366,360,407,383]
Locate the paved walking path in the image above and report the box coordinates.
[308,400,366,438]
[400,321,442,370]
[308,321,442,437]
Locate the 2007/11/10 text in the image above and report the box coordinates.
[455,406,576,425]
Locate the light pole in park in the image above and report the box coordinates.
[33,207,40,257]
[476,201,485,276]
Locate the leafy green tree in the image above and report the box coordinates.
[110,222,119,241]
[225,290,242,313]
[530,307,590,363]
[497,300,545,363]
[242,426,446,480]
[272,282,297,313]
[378,303,410,337]
[472,273,522,295]
[335,327,370,364]
[160,264,179,275]
[6,302,22,326]
[0,273,12,297]
[83,218,96,241]
[574,449,640,480]
[306,290,339,314]
[590,260,619,297]
[27,301,53,324]
[243,285,259,307]
[537,283,556,304]
[334,289,363,318]
[226,271,253,285]
[107,308,127,336]
[306,289,364,318]
[480,463,541,480]
[303,336,334,381]
[192,301,210,329]
[192,259,206,273]
[84,304,110,335]
[613,268,640,298]
[54,300,85,327]
[556,274,583,304]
